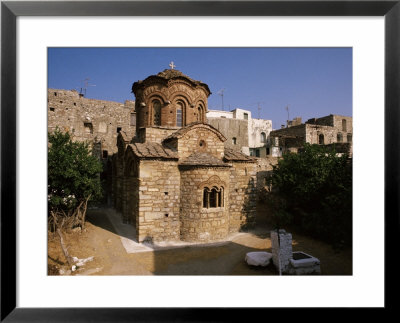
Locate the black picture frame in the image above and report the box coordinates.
[1,1,398,321]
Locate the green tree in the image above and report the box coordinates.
[48,128,103,230]
[266,143,352,248]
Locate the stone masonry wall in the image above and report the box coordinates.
[178,127,225,160]
[137,126,180,144]
[48,89,136,155]
[228,162,258,232]
[207,117,249,152]
[179,167,230,242]
[137,160,180,242]
[255,157,279,192]
[305,124,337,145]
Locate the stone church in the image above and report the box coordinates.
[112,68,261,243]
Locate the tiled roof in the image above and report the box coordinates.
[179,152,230,167]
[163,122,226,142]
[127,142,178,160]
[132,69,211,95]
[118,130,131,143]
[224,148,257,162]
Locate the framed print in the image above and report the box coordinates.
[1,1,399,321]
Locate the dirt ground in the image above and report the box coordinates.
[48,203,352,276]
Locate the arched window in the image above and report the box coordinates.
[152,100,161,126]
[318,134,324,145]
[203,186,224,208]
[176,102,183,127]
[260,132,266,142]
[197,104,203,122]
[337,133,343,142]
[342,119,347,132]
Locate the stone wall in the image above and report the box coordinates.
[255,157,279,192]
[228,162,258,232]
[137,127,179,144]
[305,124,337,145]
[207,117,248,152]
[136,160,181,242]
[179,167,230,242]
[177,127,225,160]
[48,89,136,155]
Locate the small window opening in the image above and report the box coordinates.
[232,137,237,145]
[176,104,183,127]
[342,119,347,132]
[130,113,136,126]
[49,107,55,112]
[319,134,325,145]
[84,122,93,134]
[102,150,108,159]
[54,92,57,96]
[347,133,352,143]
[243,113,248,120]
[152,100,161,126]
[266,147,270,155]
[164,214,169,218]
[337,133,343,142]
[261,132,266,142]
[73,102,76,106]
[164,192,168,195]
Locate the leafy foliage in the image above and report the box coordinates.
[266,143,352,248]
[48,128,103,214]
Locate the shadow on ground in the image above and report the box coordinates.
[85,206,352,275]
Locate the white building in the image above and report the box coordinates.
[207,108,272,157]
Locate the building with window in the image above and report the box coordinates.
[47,88,136,159]
[269,115,353,157]
[113,68,263,243]
[206,108,272,157]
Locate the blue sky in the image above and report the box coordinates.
[48,47,352,129]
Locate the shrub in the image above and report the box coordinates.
[48,128,103,230]
[266,143,352,247]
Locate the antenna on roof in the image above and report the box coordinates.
[217,88,225,110]
[247,101,265,118]
[256,102,266,119]
[285,105,290,127]
[79,78,96,97]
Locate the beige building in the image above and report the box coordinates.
[269,115,353,157]
[47,88,136,158]
[112,68,272,243]
[47,69,278,243]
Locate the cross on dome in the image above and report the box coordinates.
[169,61,176,69]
